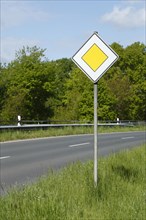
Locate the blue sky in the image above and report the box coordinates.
[1,0,146,63]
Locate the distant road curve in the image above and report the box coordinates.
[0,131,145,194]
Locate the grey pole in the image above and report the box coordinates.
[94,83,98,186]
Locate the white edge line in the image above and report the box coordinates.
[69,142,90,148]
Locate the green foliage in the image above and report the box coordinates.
[0,42,145,123]
[0,146,145,219]
[98,78,117,120]
[0,46,49,121]
[57,68,93,121]
[0,48,73,122]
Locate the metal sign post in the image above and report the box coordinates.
[72,32,119,186]
[94,83,98,186]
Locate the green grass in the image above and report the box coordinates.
[0,145,145,220]
[0,125,145,142]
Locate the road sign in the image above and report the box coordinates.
[72,32,119,187]
[72,32,119,83]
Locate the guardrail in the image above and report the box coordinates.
[0,123,135,131]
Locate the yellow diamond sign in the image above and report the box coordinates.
[82,44,108,72]
[72,32,119,83]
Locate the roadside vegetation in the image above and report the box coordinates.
[1,42,146,124]
[0,125,145,142]
[0,145,145,220]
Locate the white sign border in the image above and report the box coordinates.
[72,32,119,83]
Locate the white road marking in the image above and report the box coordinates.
[69,142,90,148]
[0,156,10,160]
[122,137,134,140]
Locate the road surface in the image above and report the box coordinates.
[0,131,145,194]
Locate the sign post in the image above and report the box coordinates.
[72,32,119,186]
[94,83,98,186]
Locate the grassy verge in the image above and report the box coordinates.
[0,145,145,220]
[0,125,145,142]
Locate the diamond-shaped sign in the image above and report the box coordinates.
[82,44,108,71]
[72,32,119,83]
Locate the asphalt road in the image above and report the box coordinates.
[0,131,145,194]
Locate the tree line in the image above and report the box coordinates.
[0,42,146,124]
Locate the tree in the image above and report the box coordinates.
[1,42,145,123]
[44,58,74,121]
[98,78,117,121]
[0,46,54,122]
[124,42,146,120]
[53,67,93,121]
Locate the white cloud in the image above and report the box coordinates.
[1,37,40,63]
[102,6,146,28]
[1,1,50,29]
